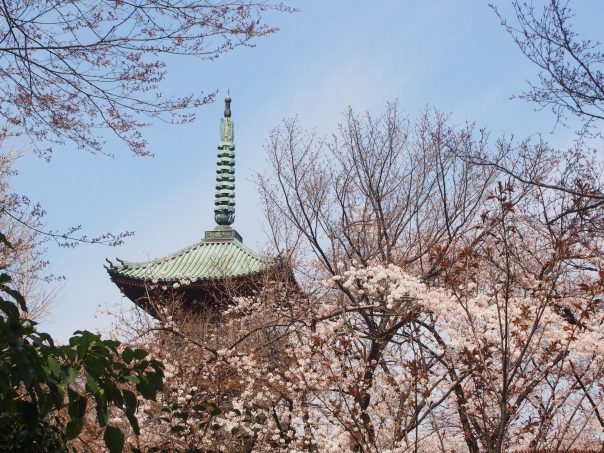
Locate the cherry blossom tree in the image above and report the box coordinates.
[107,248,602,451]
[415,179,604,452]
[95,103,604,452]
[0,0,292,158]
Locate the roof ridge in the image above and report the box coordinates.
[112,240,206,269]
[231,238,270,263]
[110,236,272,272]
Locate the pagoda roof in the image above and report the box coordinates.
[106,228,274,284]
[105,95,283,313]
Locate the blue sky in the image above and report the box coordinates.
[10,1,602,341]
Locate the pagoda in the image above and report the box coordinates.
[106,95,278,316]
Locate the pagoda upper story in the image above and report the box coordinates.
[106,95,278,315]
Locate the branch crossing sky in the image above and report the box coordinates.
[10,0,602,341]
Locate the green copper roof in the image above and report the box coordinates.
[106,228,272,283]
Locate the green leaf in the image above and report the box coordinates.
[103,382,124,407]
[73,331,97,358]
[95,397,110,427]
[123,390,137,415]
[170,425,185,434]
[0,232,13,248]
[104,425,125,453]
[47,357,62,377]
[65,366,78,385]
[63,348,77,360]
[41,387,63,414]
[175,411,189,420]
[2,286,26,311]
[147,370,164,392]
[125,410,140,436]
[133,348,149,360]
[86,355,108,376]
[103,339,121,350]
[0,298,19,320]
[85,371,100,393]
[122,347,134,364]
[135,381,152,400]
[65,389,87,440]
[124,375,140,385]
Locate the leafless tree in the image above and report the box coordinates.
[259,104,497,286]
[493,0,604,134]
[448,2,604,231]
[0,0,292,158]
[463,1,604,225]
[0,149,61,319]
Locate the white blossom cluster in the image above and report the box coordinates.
[100,257,603,452]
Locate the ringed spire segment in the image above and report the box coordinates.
[214,94,236,226]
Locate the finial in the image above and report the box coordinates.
[224,91,231,118]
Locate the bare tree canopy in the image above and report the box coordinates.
[493,0,604,133]
[0,151,62,319]
[0,0,291,157]
[259,104,496,287]
[459,2,604,226]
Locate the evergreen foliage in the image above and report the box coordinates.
[0,232,164,452]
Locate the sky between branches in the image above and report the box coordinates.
[8,0,602,341]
